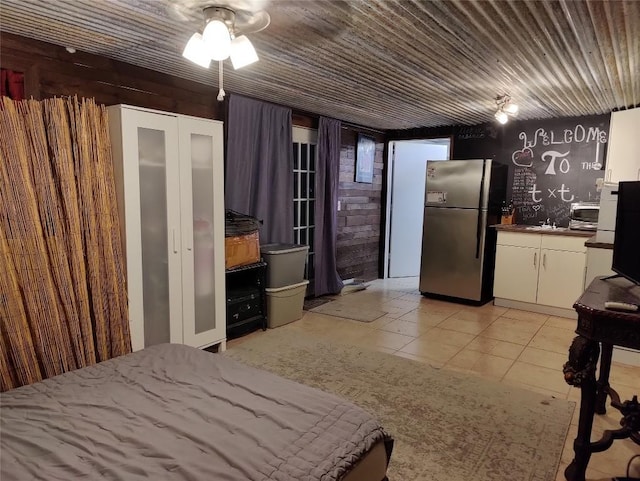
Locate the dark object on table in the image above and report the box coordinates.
[562,276,640,481]
[611,181,640,285]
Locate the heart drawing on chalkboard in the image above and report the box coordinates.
[532,204,542,212]
[512,147,534,167]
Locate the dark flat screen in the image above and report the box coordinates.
[612,181,640,285]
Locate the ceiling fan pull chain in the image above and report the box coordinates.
[217,60,226,101]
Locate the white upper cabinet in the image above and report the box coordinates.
[606,107,640,183]
[108,105,226,352]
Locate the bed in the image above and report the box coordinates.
[0,343,393,481]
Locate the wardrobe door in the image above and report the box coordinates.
[178,116,226,348]
[119,108,182,351]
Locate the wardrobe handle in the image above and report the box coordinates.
[606,169,612,182]
[543,253,547,269]
[637,168,640,180]
[172,229,178,253]
[534,252,537,268]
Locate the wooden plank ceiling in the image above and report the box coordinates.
[1,0,638,130]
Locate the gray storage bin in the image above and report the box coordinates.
[260,243,309,288]
[266,280,309,328]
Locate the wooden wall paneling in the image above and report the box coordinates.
[337,127,385,282]
[0,32,222,119]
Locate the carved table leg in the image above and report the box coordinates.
[563,335,600,481]
[595,343,613,415]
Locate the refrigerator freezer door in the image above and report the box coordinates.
[425,159,490,209]
[419,206,487,301]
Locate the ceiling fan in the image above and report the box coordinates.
[176,0,270,100]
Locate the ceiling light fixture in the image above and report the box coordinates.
[494,94,519,124]
[182,5,270,101]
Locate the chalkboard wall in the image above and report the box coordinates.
[390,113,611,226]
[501,115,609,226]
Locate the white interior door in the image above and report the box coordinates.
[388,140,450,277]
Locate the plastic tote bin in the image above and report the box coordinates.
[265,280,309,328]
[260,243,309,288]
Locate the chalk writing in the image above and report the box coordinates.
[541,150,571,175]
[512,147,534,167]
[504,115,609,226]
[519,125,607,150]
[528,183,543,203]
[457,126,485,140]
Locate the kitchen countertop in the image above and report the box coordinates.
[584,235,614,249]
[492,224,594,238]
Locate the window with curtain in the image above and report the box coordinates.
[292,127,317,280]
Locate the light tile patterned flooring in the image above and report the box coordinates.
[233,277,640,480]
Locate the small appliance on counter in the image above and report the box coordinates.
[568,201,600,231]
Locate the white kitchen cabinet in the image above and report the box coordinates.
[494,231,587,313]
[606,107,640,183]
[585,247,615,288]
[493,245,540,303]
[537,249,586,309]
[108,105,226,352]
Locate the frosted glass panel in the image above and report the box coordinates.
[191,133,216,334]
[138,127,171,346]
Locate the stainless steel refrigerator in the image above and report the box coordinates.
[419,159,507,303]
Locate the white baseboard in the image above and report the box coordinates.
[493,298,577,320]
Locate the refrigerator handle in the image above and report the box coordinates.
[475,160,487,259]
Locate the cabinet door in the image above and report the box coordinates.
[493,245,540,303]
[119,108,182,351]
[178,117,226,348]
[537,249,586,309]
[607,108,640,183]
[585,248,614,289]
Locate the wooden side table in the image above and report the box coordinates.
[563,276,640,481]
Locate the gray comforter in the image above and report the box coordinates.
[0,344,390,481]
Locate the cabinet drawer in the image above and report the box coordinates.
[227,296,262,325]
[541,235,587,253]
[497,231,541,248]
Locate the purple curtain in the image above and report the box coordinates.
[314,117,344,296]
[225,95,294,245]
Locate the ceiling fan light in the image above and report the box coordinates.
[182,33,211,68]
[503,102,519,115]
[203,19,231,61]
[495,110,509,124]
[230,35,259,69]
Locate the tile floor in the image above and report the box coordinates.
[232,277,640,481]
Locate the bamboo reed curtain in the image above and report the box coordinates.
[0,96,130,392]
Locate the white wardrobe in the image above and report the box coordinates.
[108,105,226,352]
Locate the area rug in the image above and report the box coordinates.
[226,329,575,481]
[311,302,386,322]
